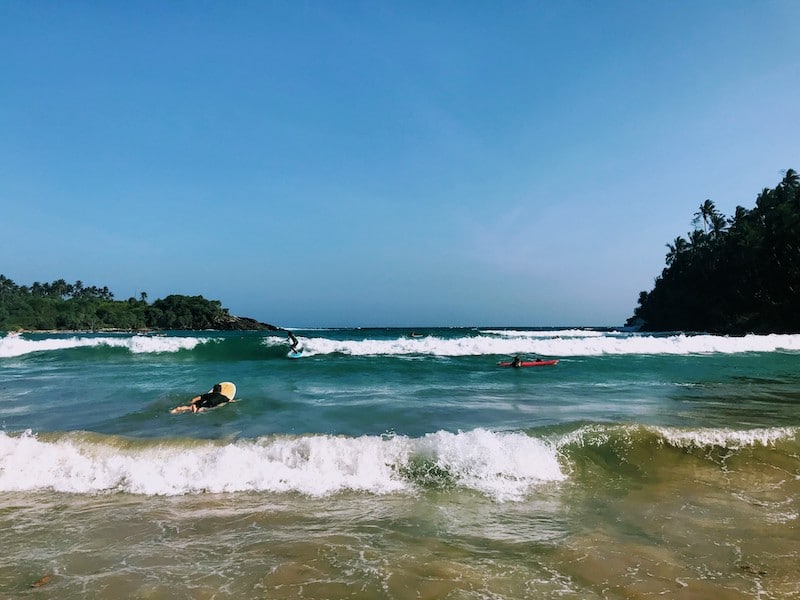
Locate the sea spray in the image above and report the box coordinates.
[417,428,566,502]
[6,330,800,360]
[262,330,800,357]
[554,423,799,452]
[0,333,212,358]
[7,425,793,498]
[652,425,798,449]
[0,429,564,500]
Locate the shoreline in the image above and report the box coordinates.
[4,327,281,335]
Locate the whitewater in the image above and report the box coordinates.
[1,327,799,598]
[4,328,800,359]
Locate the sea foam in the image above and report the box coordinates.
[553,423,800,458]
[652,425,799,449]
[263,331,800,358]
[6,330,800,360]
[0,334,211,358]
[0,429,563,501]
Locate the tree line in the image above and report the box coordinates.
[627,169,800,333]
[0,277,275,331]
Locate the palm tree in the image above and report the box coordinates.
[728,206,749,228]
[688,229,707,250]
[710,213,727,238]
[0,274,17,299]
[665,236,689,265]
[780,168,798,189]
[692,199,718,233]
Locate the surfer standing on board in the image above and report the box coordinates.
[287,331,300,352]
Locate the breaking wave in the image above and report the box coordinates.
[0,333,213,358]
[0,428,563,502]
[6,330,800,360]
[2,425,796,501]
[263,331,800,358]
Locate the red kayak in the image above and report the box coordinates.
[498,359,559,367]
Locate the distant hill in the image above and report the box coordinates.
[627,169,800,333]
[0,277,279,332]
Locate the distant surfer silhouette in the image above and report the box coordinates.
[287,331,300,352]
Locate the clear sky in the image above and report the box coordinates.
[2,2,798,328]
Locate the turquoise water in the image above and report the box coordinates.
[1,328,799,598]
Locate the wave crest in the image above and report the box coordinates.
[262,331,800,358]
[0,429,563,501]
[0,334,211,358]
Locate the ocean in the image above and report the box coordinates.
[1,327,798,598]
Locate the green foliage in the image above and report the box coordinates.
[150,295,227,330]
[628,169,800,333]
[0,278,263,331]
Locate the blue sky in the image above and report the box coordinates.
[2,2,798,327]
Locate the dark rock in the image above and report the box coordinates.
[211,313,280,331]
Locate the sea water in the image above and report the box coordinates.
[1,328,798,598]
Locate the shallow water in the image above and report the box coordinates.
[1,328,799,597]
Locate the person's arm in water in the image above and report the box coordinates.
[189,395,206,412]
[170,394,203,414]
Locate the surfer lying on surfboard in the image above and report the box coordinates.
[170,382,236,414]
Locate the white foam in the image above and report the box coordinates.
[262,331,800,357]
[482,329,607,338]
[653,426,798,449]
[0,429,564,501]
[0,334,211,358]
[555,424,799,451]
[418,429,566,502]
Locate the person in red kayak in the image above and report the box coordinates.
[512,356,522,367]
